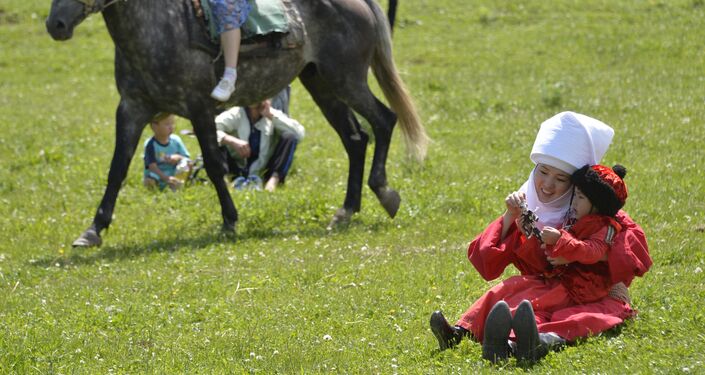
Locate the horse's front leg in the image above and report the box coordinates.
[189,106,238,232]
[72,100,150,247]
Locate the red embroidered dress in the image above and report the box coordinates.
[456,211,651,342]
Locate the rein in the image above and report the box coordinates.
[75,0,123,16]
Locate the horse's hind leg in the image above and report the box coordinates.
[299,66,368,228]
[188,104,238,232]
[73,100,150,247]
[336,84,401,218]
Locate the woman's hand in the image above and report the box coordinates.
[504,191,526,222]
[501,191,526,240]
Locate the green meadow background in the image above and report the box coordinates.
[1,0,704,372]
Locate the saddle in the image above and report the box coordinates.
[188,0,305,57]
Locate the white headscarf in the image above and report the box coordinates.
[519,111,615,228]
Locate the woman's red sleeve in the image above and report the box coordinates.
[467,216,521,281]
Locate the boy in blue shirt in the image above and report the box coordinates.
[143,113,191,191]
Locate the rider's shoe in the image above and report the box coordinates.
[211,76,236,101]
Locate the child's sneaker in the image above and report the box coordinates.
[211,77,235,101]
[247,175,263,191]
[233,176,248,190]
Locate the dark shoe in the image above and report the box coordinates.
[539,332,566,352]
[513,300,545,362]
[429,311,464,350]
[482,301,512,363]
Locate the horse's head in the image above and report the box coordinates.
[46,0,106,40]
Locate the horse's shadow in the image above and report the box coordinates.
[31,230,232,268]
[31,221,377,268]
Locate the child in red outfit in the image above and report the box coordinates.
[429,112,651,364]
[542,164,629,305]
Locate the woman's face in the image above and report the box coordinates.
[533,164,572,203]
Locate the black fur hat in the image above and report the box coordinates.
[571,164,628,217]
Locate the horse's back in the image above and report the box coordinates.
[294,0,380,71]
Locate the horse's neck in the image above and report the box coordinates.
[102,0,187,55]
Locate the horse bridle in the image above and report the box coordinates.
[74,0,122,16]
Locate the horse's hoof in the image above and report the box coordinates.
[221,221,237,233]
[72,228,102,248]
[375,187,401,218]
[327,208,353,230]
[221,221,237,240]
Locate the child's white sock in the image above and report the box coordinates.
[224,67,237,83]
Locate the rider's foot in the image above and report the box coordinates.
[211,76,236,101]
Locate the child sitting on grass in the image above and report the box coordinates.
[143,113,191,191]
[541,164,630,302]
[495,164,631,362]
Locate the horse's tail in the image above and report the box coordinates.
[367,0,428,162]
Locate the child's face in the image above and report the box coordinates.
[151,115,175,138]
[571,187,594,220]
[533,164,572,203]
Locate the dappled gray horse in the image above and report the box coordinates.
[46,0,427,247]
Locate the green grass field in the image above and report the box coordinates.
[1,0,704,372]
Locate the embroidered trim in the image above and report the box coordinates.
[605,225,616,245]
[608,282,631,304]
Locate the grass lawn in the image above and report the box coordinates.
[1,0,704,372]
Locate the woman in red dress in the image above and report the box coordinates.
[429,112,652,363]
